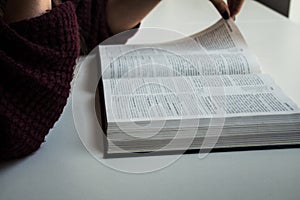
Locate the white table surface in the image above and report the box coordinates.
[1,1,300,200]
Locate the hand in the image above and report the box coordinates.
[209,0,245,19]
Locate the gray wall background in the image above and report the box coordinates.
[256,0,290,16]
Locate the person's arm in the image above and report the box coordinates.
[3,0,52,23]
[106,0,161,34]
[0,2,80,160]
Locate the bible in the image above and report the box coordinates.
[97,19,300,157]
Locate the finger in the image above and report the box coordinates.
[227,0,245,17]
[209,0,230,19]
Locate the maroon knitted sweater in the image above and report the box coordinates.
[0,0,113,159]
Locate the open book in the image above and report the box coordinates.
[97,19,300,157]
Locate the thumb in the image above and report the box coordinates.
[209,0,230,19]
[228,0,245,17]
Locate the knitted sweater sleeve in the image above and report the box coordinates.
[70,0,139,53]
[69,0,112,53]
[0,2,80,159]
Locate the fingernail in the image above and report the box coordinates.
[222,12,230,20]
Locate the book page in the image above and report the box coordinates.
[190,19,248,52]
[103,74,300,122]
[99,19,261,79]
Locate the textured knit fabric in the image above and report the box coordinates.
[0,0,113,159]
[64,0,113,53]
